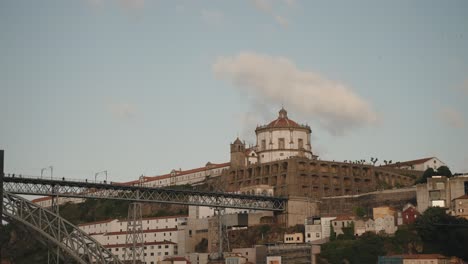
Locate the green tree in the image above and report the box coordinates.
[436,166,452,177]
[330,222,336,241]
[353,206,366,218]
[414,207,468,260]
[415,168,436,184]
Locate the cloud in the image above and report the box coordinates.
[437,107,465,128]
[201,9,224,25]
[108,102,137,119]
[250,0,291,27]
[213,52,379,135]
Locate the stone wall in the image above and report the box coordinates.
[319,187,417,216]
[222,157,415,199]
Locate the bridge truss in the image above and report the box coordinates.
[2,176,287,211]
[2,191,122,264]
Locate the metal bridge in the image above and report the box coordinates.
[0,150,287,263]
[2,191,122,264]
[2,175,287,211]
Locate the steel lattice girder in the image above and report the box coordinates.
[3,176,287,211]
[2,191,122,264]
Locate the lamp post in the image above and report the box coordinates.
[95,170,108,183]
[41,166,53,179]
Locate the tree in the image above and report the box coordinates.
[415,168,436,184]
[414,207,468,260]
[436,166,452,178]
[353,206,366,218]
[330,222,336,241]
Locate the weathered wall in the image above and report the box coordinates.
[320,187,417,216]
[222,158,415,199]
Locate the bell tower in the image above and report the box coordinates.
[230,137,246,168]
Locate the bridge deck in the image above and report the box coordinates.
[2,175,287,211]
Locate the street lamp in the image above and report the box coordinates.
[95,170,108,183]
[41,166,53,179]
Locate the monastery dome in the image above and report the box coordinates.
[266,108,300,128]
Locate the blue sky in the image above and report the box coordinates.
[1,0,467,182]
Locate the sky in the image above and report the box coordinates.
[1,0,467,183]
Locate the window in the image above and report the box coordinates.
[116,248,119,252]
[298,138,303,149]
[278,138,285,149]
[307,233,311,238]
[316,233,320,238]
[165,245,169,248]
[261,140,266,150]
[165,252,169,255]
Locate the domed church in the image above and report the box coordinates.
[230,108,317,167]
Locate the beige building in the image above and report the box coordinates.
[381,157,446,171]
[266,256,281,264]
[232,245,267,264]
[401,254,449,264]
[373,206,397,235]
[354,218,375,236]
[331,215,353,235]
[452,194,468,219]
[284,232,304,244]
[416,175,468,213]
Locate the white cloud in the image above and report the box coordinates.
[250,0,291,27]
[108,102,137,119]
[437,107,465,128]
[213,52,378,135]
[201,9,224,25]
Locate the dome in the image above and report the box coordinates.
[265,108,301,128]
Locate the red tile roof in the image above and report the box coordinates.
[141,162,230,184]
[381,157,435,167]
[333,215,354,221]
[32,196,52,203]
[453,194,468,200]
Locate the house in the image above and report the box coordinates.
[452,194,468,219]
[354,218,375,236]
[305,217,322,242]
[402,206,421,225]
[379,254,450,264]
[284,232,304,243]
[381,157,446,171]
[373,207,398,234]
[330,215,353,235]
[225,253,248,264]
[232,245,267,264]
[158,257,191,264]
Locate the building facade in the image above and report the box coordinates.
[78,215,188,264]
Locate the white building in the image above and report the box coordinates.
[32,162,230,207]
[230,108,317,167]
[374,215,397,235]
[78,215,188,264]
[255,108,315,164]
[305,217,322,243]
[382,157,446,171]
